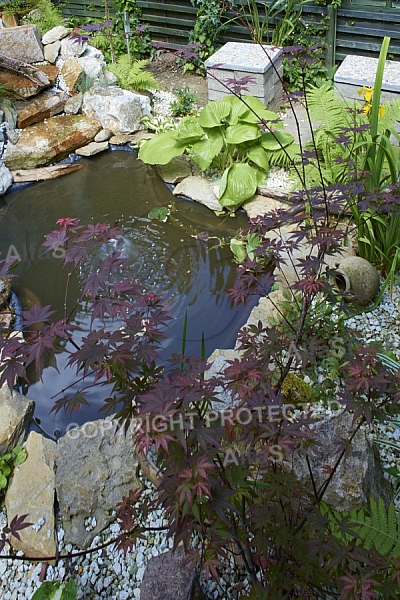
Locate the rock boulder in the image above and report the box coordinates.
[141,547,206,600]
[5,432,56,559]
[82,86,148,135]
[15,90,69,128]
[55,417,141,548]
[288,411,392,511]
[0,25,43,63]
[0,386,34,455]
[3,114,101,170]
[0,161,13,195]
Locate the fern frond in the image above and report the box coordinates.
[265,142,301,167]
[306,83,353,135]
[350,497,400,558]
[108,55,159,92]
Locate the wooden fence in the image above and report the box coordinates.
[59,0,400,63]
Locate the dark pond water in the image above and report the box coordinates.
[0,149,258,437]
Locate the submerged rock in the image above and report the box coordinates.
[3,114,101,170]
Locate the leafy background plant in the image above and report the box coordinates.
[22,0,64,35]
[108,54,159,91]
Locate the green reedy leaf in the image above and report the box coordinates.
[370,37,390,142]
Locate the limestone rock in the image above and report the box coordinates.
[0,64,58,99]
[15,90,69,128]
[243,194,289,219]
[75,141,108,156]
[82,86,145,135]
[94,129,112,142]
[108,133,137,145]
[64,92,83,115]
[5,432,56,559]
[141,547,206,600]
[173,176,224,211]
[60,36,87,59]
[238,289,287,335]
[43,40,60,64]
[82,44,104,61]
[60,58,84,93]
[0,25,43,63]
[3,114,101,170]
[42,25,70,45]
[0,386,34,455]
[55,417,141,548]
[0,161,13,195]
[158,157,192,184]
[288,411,392,511]
[77,56,106,81]
[206,349,243,411]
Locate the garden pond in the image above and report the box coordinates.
[0,149,258,437]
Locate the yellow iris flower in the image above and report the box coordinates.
[358,85,385,118]
[358,85,374,103]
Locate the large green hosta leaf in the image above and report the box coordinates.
[175,117,204,143]
[138,131,188,165]
[261,130,294,150]
[246,146,270,171]
[219,163,258,209]
[198,100,231,128]
[224,94,251,125]
[190,130,224,170]
[241,96,281,125]
[225,123,261,144]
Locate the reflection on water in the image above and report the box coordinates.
[0,150,258,436]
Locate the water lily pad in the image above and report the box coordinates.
[148,207,170,222]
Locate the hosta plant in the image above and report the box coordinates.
[138,94,296,211]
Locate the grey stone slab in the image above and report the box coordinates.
[205,42,282,74]
[334,54,400,93]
